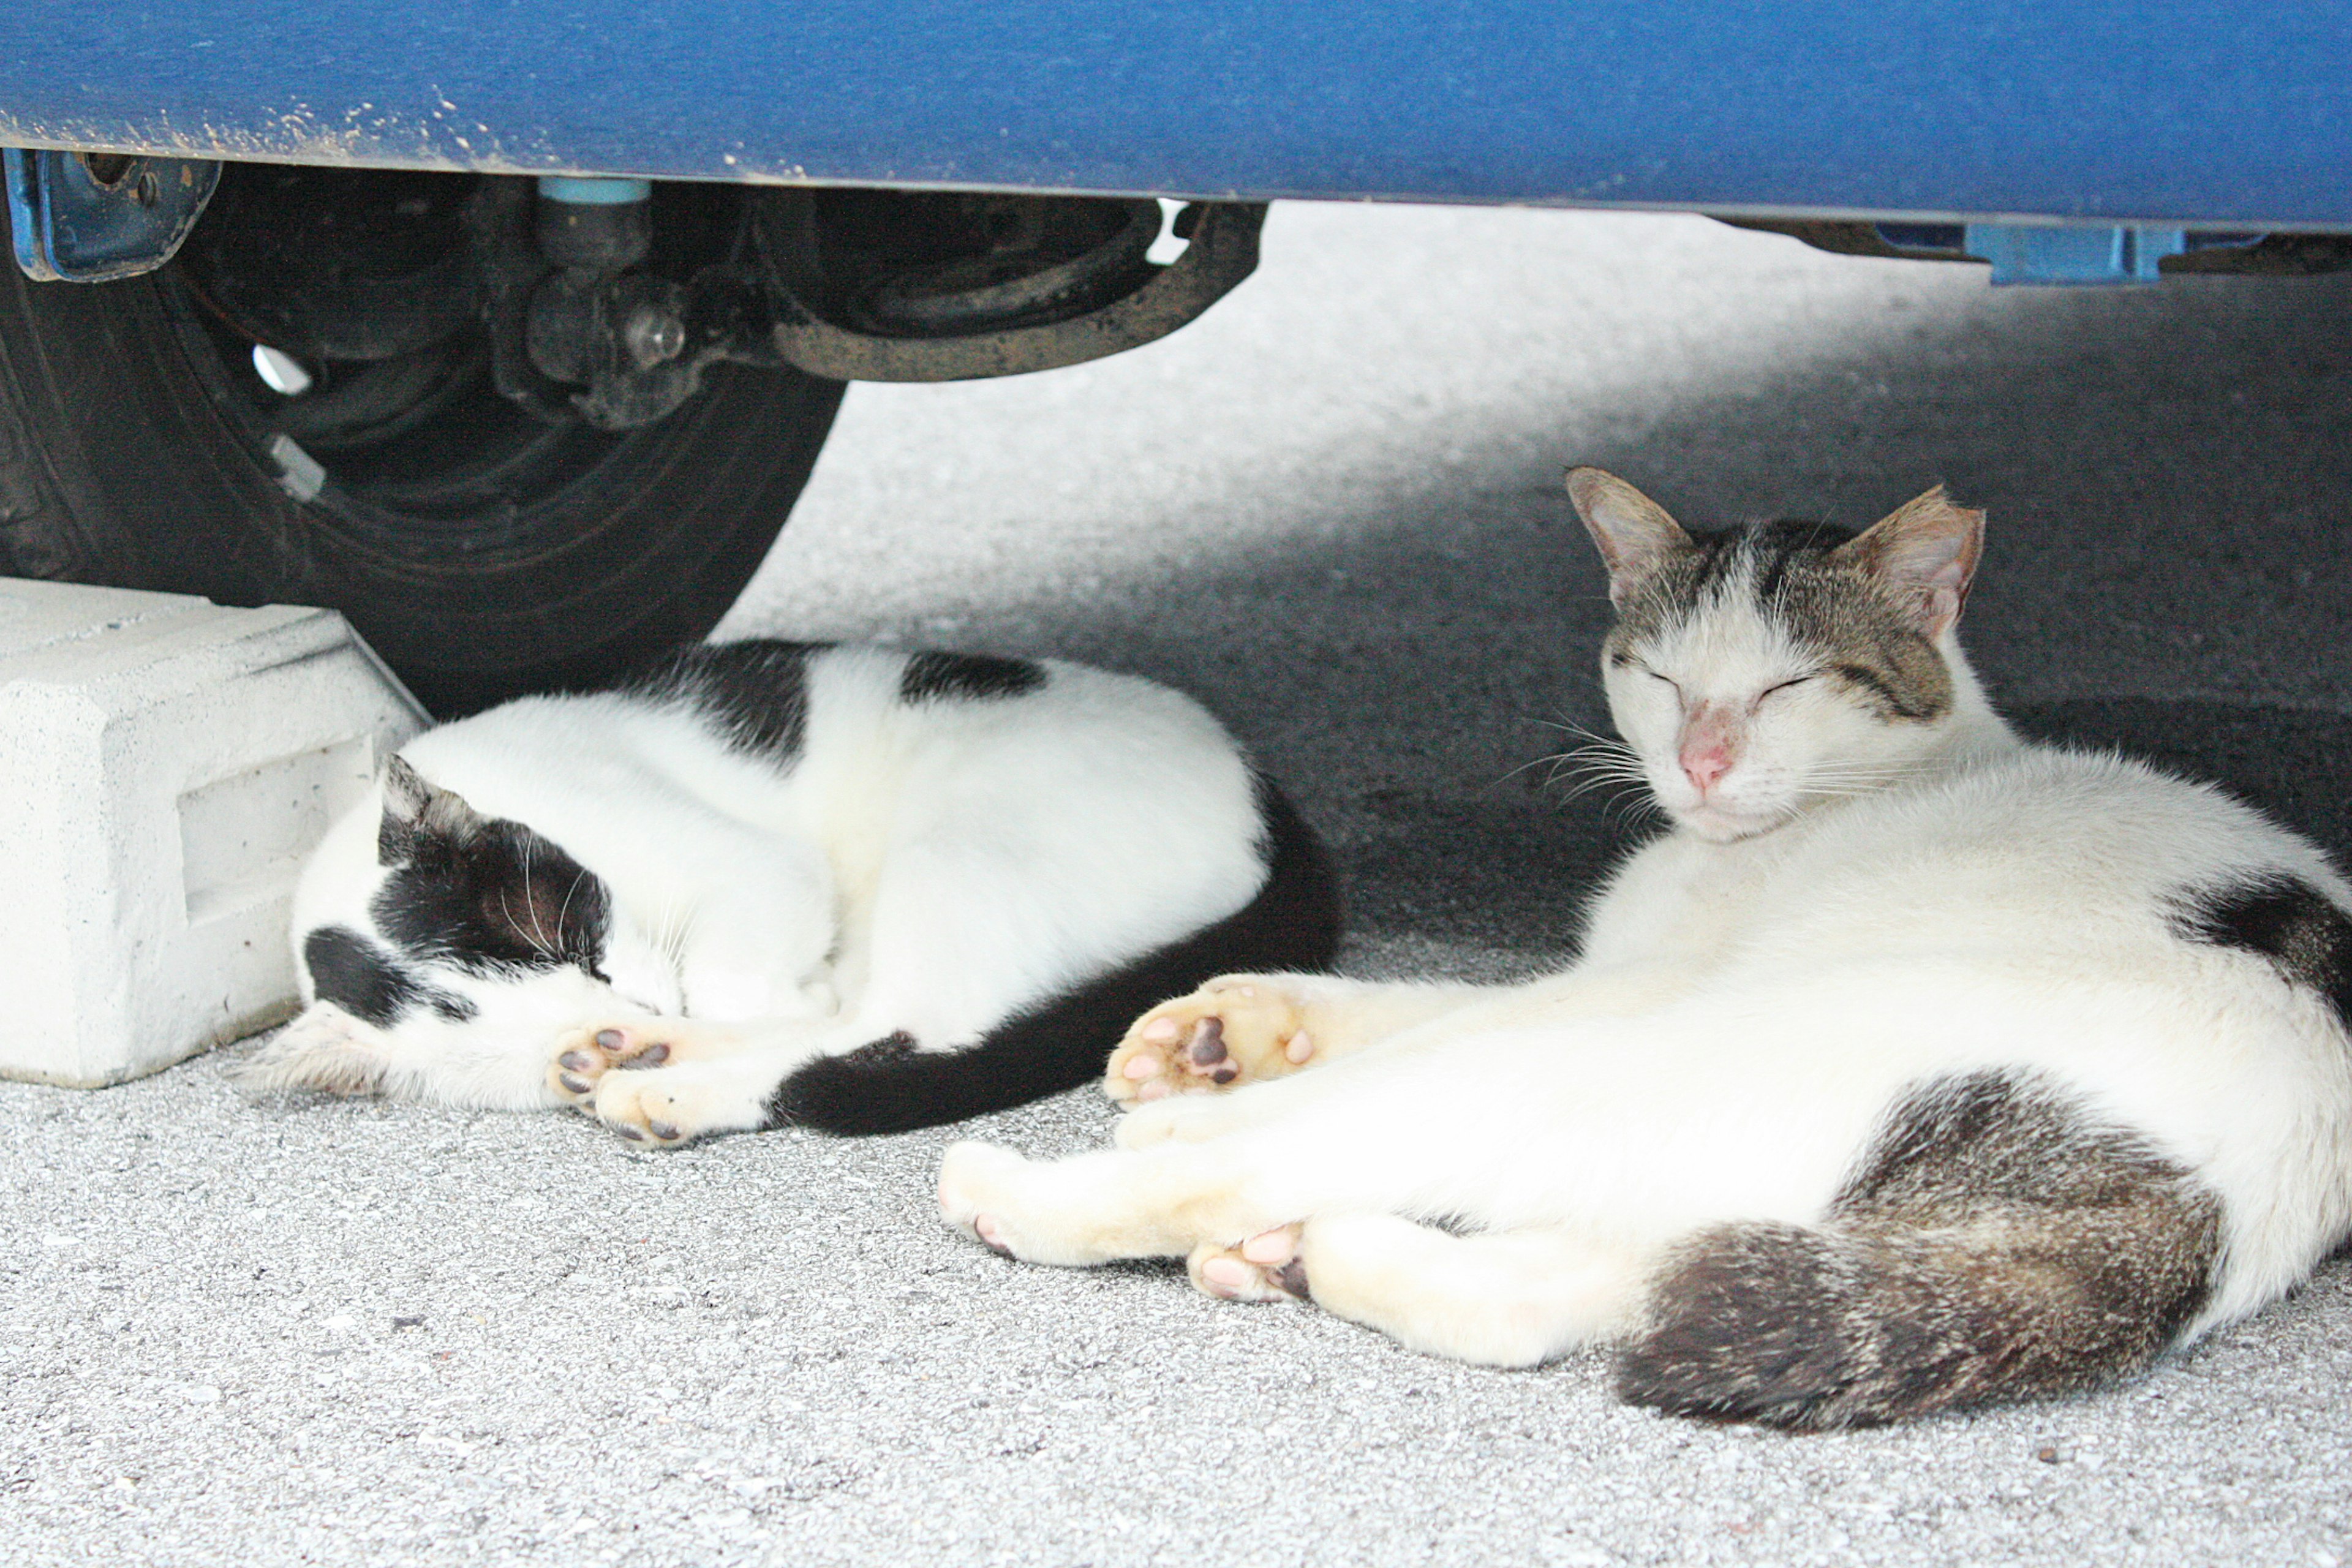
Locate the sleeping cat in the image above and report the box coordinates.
[243,642,1339,1137]
[937,469,2352,1429]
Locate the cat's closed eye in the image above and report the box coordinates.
[1759,676,1814,701]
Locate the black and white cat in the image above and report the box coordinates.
[938,469,2352,1428]
[244,643,1340,1137]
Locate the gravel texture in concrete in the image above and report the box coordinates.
[6,205,2350,1567]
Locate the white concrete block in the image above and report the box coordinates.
[0,578,427,1087]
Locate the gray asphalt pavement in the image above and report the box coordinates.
[7,204,2351,1566]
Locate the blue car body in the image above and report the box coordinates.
[0,1,2346,227]
[0,2,2337,710]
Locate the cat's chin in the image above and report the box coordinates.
[1670,802,1787,843]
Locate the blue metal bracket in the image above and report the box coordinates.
[1959,222,2188,285]
[4,148,221,283]
[536,176,652,205]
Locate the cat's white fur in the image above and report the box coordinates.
[261,646,1268,1129]
[938,474,2352,1393]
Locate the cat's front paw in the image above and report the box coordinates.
[1104,976,1316,1106]
[548,1021,675,1105]
[586,1059,771,1148]
[549,1016,758,1107]
[551,1020,769,1147]
[938,1141,1036,1255]
[1189,1224,1310,1303]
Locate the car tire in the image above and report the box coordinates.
[0,182,843,716]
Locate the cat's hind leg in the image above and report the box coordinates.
[1185,1215,1648,1367]
[947,1140,1648,1368]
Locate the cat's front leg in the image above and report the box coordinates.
[1103,974,1484,1106]
[937,1139,1276,1265]
[664,837,840,1023]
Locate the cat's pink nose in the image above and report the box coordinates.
[1677,703,1740,796]
[1681,747,1732,794]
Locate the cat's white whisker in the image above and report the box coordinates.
[494,888,534,959]
[1492,752,1569,788]
[1556,770,1648,807]
[554,869,589,956]
[521,839,557,959]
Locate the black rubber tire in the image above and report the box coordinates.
[0,202,843,717]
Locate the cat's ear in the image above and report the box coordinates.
[230,1003,391,1097]
[378,755,484,866]
[1836,485,1985,639]
[1566,467,1694,605]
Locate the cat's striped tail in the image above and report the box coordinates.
[762,774,1341,1136]
[1611,1072,2223,1430]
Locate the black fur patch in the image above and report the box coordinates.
[767,772,1342,1135]
[631,640,816,761]
[374,815,612,978]
[1615,1071,2220,1430]
[2171,873,2352,1029]
[302,925,475,1027]
[899,650,1047,704]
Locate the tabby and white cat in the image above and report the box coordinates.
[244,643,1339,1137]
[937,469,2352,1428]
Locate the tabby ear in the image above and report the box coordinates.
[378,755,485,865]
[1835,484,1985,639]
[1566,467,1694,606]
[230,1003,391,1097]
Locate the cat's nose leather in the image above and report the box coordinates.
[1677,704,1739,794]
[1681,750,1732,793]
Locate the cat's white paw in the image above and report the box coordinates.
[937,1141,1038,1256]
[548,1020,675,1105]
[1189,1224,1310,1303]
[586,1059,769,1148]
[549,1016,760,1110]
[1104,976,1317,1106]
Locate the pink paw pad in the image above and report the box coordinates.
[1195,1225,1309,1301]
[594,1028,671,1065]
